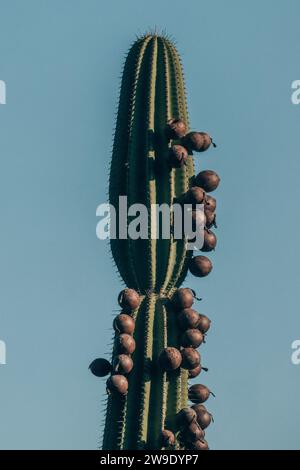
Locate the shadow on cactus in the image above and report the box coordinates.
[91,32,221,450]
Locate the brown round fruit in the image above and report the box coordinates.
[201,230,217,252]
[191,439,209,450]
[172,288,196,310]
[116,333,136,355]
[197,314,211,334]
[180,329,204,348]
[189,256,213,277]
[178,308,200,330]
[118,288,140,313]
[188,384,215,404]
[195,170,220,193]
[184,187,206,205]
[159,347,182,371]
[106,374,128,395]
[165,118,187,140]
[181,348,201,370]
[205,195,216,212]
[192,404,213,429]
[113,313,135,335]
[176,407,197,426]
[89,358,111,377]
[113,354,134,374]
[160,429,175,447]
[168,145,188,168]
[205,210,217,229]
[184,132,213,152]
[183,421,205,442]
[188,364,208,379]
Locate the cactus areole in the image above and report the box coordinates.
[102,33,219,450]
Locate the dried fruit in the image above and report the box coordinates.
[113,313,135,335]
[168,145,188,168]
[172,288,198,310]
[160,429,175,447]
[176,407,197,426]
[189,255,213,277]
[192,404,213,429]
[116,333,136,355]
[113,354,134,374]
[201,229,217,252]
[184,132,216,152]
[180,329,204,348]
[118,288,140,313]
[178,308,200,330]
[188,384,215,403]
[184,187,206,205]
[197,314,211,334]
[165,118,187,139]
[188,364,208,379]
[195,170,220,193]
[89,358,111,377]
[106,374,128,395]
[181,348,201,370]
[159,347,182,371]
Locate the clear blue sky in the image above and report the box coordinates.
[0,0,300,450]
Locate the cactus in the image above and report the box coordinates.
[97,33,219,450]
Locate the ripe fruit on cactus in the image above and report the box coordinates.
[159,347,182,371]
[188,384,215,403]
[165,118,187,140]
[195,170,220,193]
[113,354,134,374]
[113,313,135,334]
[181,348,201,369]
[188,364,208,379]
[205,195,216,212]
[184,187,206,205]
[205,209,217,229]
[118,288,140,313]
[116,333,136,354]
[192,404,213,429]
[180,328,204,348]
[89,358,111,377]
[176,407,197,426]
[197,314,211,334]
[191,439,209,450]
[184,132,216,152]
[168,145,188,168]
[172,288,198,310]
[106,374,128,395]
[189,255,213,277]
[183,421,205,442]
[201,229,217,252]
[178,308,200,330]
[160,429,176,447]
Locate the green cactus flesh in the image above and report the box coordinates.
[103,34,195,450]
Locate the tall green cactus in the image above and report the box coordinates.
[102,34,213,450]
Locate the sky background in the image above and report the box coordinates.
[0,0,300,450]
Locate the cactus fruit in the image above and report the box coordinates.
[195,170,220,193]
[188,364,208,379]
[205,195,216,212]
[113,354,134,375]
[205,210,217,229]
[101,33,221,450]
[201,229,217,252]
[192,404,213,429]
[168,145,189,168]
[176,407,197,426]
[197,314,211,334]
[159,347,182,371]
[191,439,209,450]
[165,118,187,140]
[189,255,213,277]
[89,358,111,377]
[188,384,215,404]
[184,132,216,152]
[183,421,205,442]
[180,329,204,348]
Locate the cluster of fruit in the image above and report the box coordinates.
[159,288,213,450]
[89,289,140,396]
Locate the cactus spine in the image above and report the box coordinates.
[101,34,216,450]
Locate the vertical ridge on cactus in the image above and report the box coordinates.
[101,33,219,450]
